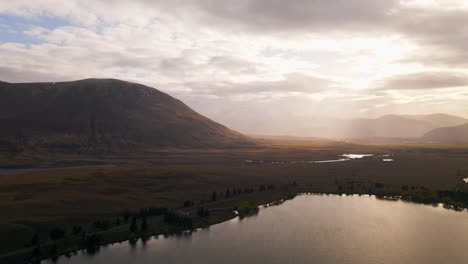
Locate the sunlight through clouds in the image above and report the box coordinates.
[1,0,467,135]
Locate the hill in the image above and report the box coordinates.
[342,114,468,139]
[401,113,468,128]
[422,123,468,143]
[0,79,251,153]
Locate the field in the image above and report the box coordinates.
[1,139,468,262]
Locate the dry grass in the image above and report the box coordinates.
[1,141,468,254]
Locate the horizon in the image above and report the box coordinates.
[2,77,467,123]
[1,1,468,135]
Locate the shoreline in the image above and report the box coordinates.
[3,183,466,264]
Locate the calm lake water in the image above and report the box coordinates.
[46,195,468,264]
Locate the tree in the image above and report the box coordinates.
[197,207,210,217]
[32,245,41,259]
[50,244,58,261]
[84,234,101,253]
[141,216,148,232]
[123,210,131,223]
[163,210,193,229]
[72,225,83,235]
[31,233,40,246]
[93,220,110,230]
[50,227,65,240]
[130,216,137,233]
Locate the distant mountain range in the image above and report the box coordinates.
[240,113,468,141]
[342,114,468,139]
[0,79,251,153]
[1,78,466,151]
[422,123,468,143]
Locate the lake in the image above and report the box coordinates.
[246,153,390,164]
[45,195,468,264]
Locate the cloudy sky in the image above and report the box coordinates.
[1,0,468,135]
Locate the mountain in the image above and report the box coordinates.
[401,114,468,128]
[342,114,468,139]
[225,113,468,139]
[422,123,468,143]
[0,79,251,153]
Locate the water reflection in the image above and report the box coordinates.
[245,153,388,164]
[45,195,468,264]
[341,154,373,159]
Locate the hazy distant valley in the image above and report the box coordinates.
[246,113,468,143]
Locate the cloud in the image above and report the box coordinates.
[161,73,332,99]
[0,66,73,83]
[1,0,468,135]
[159,0,399,33]
[378,72,468,90]
[395,8,468,66]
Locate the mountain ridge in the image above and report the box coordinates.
[339,113,468,139]
[0,78,252,153]
[422,123,468,143]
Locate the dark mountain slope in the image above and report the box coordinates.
[0,79,251,153]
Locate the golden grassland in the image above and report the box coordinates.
[0,140,467,262]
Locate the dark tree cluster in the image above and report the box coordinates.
[93,220,110,230]
[123,210,131,223]
[163,210,193,229]
[139,207,168,217]
[183,200,194,207]
[84,234,101,253]
[49,228,66,240]
[226,186,244,197]
[141,216,148,232]
[243,187,255,193]
[258,185,266,192]
[30,233,40,246]
[375,182,385,189]
[130,216,138,233]
[72,225,83,235]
